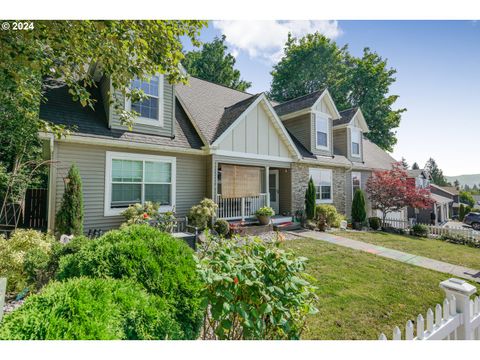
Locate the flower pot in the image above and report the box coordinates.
[257,215,271,225]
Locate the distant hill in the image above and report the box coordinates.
[446,174,480,188]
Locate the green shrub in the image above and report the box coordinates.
[0,229,56,293]
[121,201,159,225]
[460,191,475,207]
[459,204,466,221]
[255,206,275,217]
[351,189,367,224]
[315,204,344,228]
[187,198,218,229]
[55,164,84,236]
[56,224,203,339]
[0,278,182,340]
[411,224,429,237]
[368,217,381,230]
[213,219,230,237]
[197,234,318,340]
[305,177,316,220]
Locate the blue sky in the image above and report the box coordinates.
[182,21,480,176]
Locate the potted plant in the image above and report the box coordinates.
[255,206,275,225]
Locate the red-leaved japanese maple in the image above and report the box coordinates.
[366,163,432,227]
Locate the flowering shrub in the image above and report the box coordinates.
[197,234,318,340]
[315,204,344,228]
[121,201,159,225]
[255,206,275,217]
[213,219,230,237]
[187,198,218,229]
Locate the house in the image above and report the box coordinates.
[406,169,452,224]
[38,71,398,233]
[430,185,460,219]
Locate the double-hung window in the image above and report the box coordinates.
[352,172,361,195]
[351,128,361,157]
[104,152,175,216]
[309,168,333,203]
[127,75,164,126]
[315,113,329,150]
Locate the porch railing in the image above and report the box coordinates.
[215,193,268,220]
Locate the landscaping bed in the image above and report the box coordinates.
[331,230,480,270]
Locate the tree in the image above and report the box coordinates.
[459,204,466,221]
[56,164,84,236]
[269,33,405,151]
[400,157,409,170]
[411,162,420,170]
[460,191,475,208]
[351,189,367,225]
[454,179,460,190]
[305,178,316,220]
[366,163,432,227]
[424,158,448,186]
[183,35,251,91]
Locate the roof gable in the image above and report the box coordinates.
[334,107,369,132]
[273,89,341,120]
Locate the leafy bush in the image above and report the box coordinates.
[368,217,381,230]
[121,201,159,225]
[0,278,182,340]
[56,224,203,339]
[55,164,84,236]
[213,219,230,237]
[315,204,344,228]
[351,189,367,224]
[24,235,91,290]
[187,198,218,229]
[411,224,429,237]
[460,191,475,207]
[197,234,318,340]
[0,229,56,293]
[255,206,275,217]
[305,177,316,220]
[459,204,466,221]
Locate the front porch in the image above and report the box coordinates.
[212,161,292,220]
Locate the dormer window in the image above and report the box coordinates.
[127,75,164,126]
[351,128,361,157]
[315,113,329,150]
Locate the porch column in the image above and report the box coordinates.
[265,166,270,207]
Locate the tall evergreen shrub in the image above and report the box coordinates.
[56,164,84,235]
[351,189,367,224]
[305,177,316,220]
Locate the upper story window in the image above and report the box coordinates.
[315,113,329,150]
[352,172,361,195]
[351,128,361,157]
[309,168,333,203]
[127,75,164,126]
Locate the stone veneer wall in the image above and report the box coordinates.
[290,163,346,215]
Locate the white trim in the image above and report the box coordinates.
[211,149,293,163]
[314,112,330,151]
[211,94,301,160]
[309,168,333,204]
[125,74,164,127]
[268,169,280,213]
[278,108,310,121]
[104,151,176,217]
[351,171,362,197]
[311,89,341,120]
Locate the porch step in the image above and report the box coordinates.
[273,221,302,232]
[271,216,294,224]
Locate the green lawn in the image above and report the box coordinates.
[283,238,479,340]
[331,230,480,270]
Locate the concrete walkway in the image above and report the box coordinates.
[291,230,480,283]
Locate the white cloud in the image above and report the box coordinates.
[212,20,342,63]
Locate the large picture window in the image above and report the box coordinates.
[351,128,361,157]
[309,168,333,203]
[315,114,329,149]
[105,152,175,216]
[127,75,164,126]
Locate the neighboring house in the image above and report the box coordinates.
[406,170,452,224]
[430,185,460,219]
[38,70,398,233]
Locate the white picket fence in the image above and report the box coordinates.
[379,278,480,340]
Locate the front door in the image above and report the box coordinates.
[269,170,279,214]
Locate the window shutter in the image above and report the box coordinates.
[221,165,261,198]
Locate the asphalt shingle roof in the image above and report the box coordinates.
[333,107,359,127]
[273,89,326,117]
[39,85,204,150]
[360,138,398,170]
[175,77,254,144]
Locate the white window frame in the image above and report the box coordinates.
[309,168,333,204]
[104,151,176,216]
[125,74,164,127]
[314,112,330,151]
[350,127,361,158]
[352,171,361,197]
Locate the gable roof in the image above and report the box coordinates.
[407,169,431,179]
[361,138,398,170]
[334,107,369,132]
[430,184,459,196]
[175,76,253,144]
[39,85,204,150]
[273,89,326,117]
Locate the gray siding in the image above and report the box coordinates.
[102,76,175,137]
[54,142,206,233]
[333,128,348,157]
[283,114,311,151]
